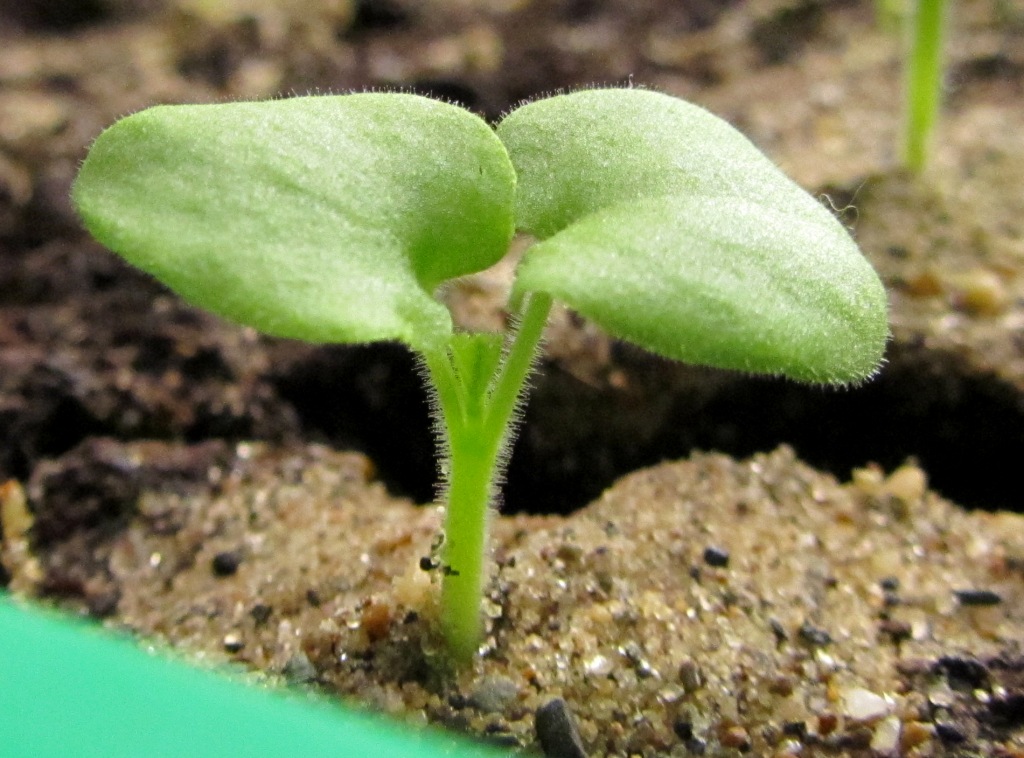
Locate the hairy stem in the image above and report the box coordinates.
[424,292,552,663]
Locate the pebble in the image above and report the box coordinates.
[900,721,933,751]
[678,659,703,691]
[935,721,967,744]
[879,576,900,592]
[954,589,1003,606]
[468,675,519,714]
[883,464,927,503]
[870,715,901,754]
[798,621,831,647]
[211,550,242,577]
[250,603,272,625]
[536,698,588,758]
[719,724,750,750]
[703,546,729,568]
[281,652,317,684]
[222,632,244,653]
[935,655,989,689]
[954,268,1010,316]
[841,687,890,721]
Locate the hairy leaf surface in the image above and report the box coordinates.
[74,94,516,352]
[498,89,888,383]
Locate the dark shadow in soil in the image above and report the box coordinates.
[273,341,1024,516]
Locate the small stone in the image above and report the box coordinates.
[685,737,707,755]
[840,726,873,750]
[719,725,750,751]
[954,589,1002,606]
[900,721,933,752]
[703,546,729,568]
[988,693,1024,726]
[817,712,839,737]
[360,600,393,642]
[935,722,967,744]
[841,687,890,722]
[870,715,901,754]
[798,621,831,647]
[781,721,807,739]
[879,576,900,592]
[222,632,244,653]
[250,603,272,625]
[935,655,989,690]
[884,464,927,503]
[211,550,242,577]
[954,268,1009,316]
[281,652,317,684]
[469,675,519,714]
[584,653,613,676]
[678,659,703,691]
[536,698,587,758]
[672,719,693,740]
[903,268,943,297]
[769,618,788,644]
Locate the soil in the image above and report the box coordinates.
[1,0,1023,756]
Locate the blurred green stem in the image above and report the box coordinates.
[903,0,947,172]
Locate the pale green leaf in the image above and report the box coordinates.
[74,93,516,352]
[498,88,888,383]
[514,193,888,383]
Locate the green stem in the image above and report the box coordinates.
[903,0,947,172]
[424,292,552,663]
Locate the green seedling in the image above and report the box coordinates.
[903,0,948,172]
[73,88,888,663]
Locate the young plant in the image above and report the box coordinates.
[903,0,948,172]
[73,88,888,663]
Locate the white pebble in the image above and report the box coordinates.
[871,715,901,755]
[842,687,891,721]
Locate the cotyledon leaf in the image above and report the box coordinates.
[498,88,888,383]
[73,93,517,353]
[513,193,888,384]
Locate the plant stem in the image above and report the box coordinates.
[424,292,552,663]
[903,0,947,172]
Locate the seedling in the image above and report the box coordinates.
[73,88,888,663]
[903,0,948,171]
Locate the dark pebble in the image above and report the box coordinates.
[673,719,693,740]
[782,721,807,739]
[282,652,317,684]
[935,722,967,744]
[954,589,1002,606]
[988,693,1024,726]
[934,656,989,690]
[685,737,706,754]
[769,618,788,644]
[484,732,521,748]
[798,621,832,647]
[879,576,900,591]
[250,603,272,625]
[703,546,729,568]
[536,698,588,758]
[211,550,242,577]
